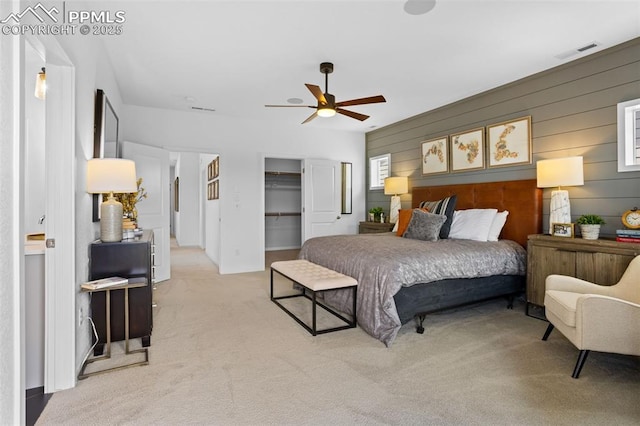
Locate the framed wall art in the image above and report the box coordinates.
[207,181,214,200]
[421,136,448,175]
[487,116,532,168]
[450,128,485,172]
[212,157,219,179]
[207,162,214,181]
[212,179,219,199]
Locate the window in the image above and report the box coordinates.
[369,153,390,190]
[617,98,640,172]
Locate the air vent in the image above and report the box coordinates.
[555,41,600,60]
[191,106,216,112]
[577,42,598,52]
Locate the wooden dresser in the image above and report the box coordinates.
[526,234,639,313]
[89,230,154,355]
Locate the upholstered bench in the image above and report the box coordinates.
[270,260,357,335]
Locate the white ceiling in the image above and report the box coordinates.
[101,0,640,133]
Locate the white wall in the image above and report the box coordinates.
[173,152,202,246]
[122,106,366,274]
[0,1,23,420]
[54,32,124,377]
[202,154,220,264]
[24,43,46,236]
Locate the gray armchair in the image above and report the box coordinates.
[542,255,640,378]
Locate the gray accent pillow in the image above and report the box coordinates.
[402,209,447,241]
[419,194,457,239]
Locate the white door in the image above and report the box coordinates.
[121,141,171,282]
[303,159,342,241]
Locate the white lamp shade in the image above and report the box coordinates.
[384,176,409,195]
[536,156,584,188]
[87,158,138,194]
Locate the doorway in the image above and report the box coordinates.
[264,158,302,253]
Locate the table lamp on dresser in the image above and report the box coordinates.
[87,158,138,242]
[536,156,584,234]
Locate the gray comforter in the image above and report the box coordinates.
[298,233,527,346]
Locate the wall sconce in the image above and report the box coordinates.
[87,158,138,242]
[34,67,46,100]
[536,156,584,233]
[384,176,409,224]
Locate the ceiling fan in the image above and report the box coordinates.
[265,62,386,124]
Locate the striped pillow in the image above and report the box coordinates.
[419,195,457,239]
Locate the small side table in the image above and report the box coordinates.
[358,221,394,234]
[78,278,149,379]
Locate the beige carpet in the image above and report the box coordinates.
[37,245,640,425]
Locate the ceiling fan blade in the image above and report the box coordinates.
[337,108,369,121]
[305,84,327,104]
[301,111,318,124]
[265,104,315,108]
[336,95,386,107]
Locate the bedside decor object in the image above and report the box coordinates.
[487,116,532,168]
[536,156,584,234]
[384,176,408,223]
[621,207,640,229]
[421,136,448,175]
[551,223,574,238]
[369,207,384,222]
[450,128,485,172]
[576,214,605,240]
[87,158,138,242]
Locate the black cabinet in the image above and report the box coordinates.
[89,230,154,355]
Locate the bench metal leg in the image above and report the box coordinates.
[270,267,357,336]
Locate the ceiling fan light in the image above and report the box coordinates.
[317,106,336,118]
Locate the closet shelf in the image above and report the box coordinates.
[265,212,301,217]
[265,171,301,177]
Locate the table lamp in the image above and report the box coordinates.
[384,176,409,224]
[536,156,584,234]
[87,158,138,242]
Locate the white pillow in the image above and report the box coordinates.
[487,211,509,241]
[448,209,498,242]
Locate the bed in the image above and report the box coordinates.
[298,179,542,346]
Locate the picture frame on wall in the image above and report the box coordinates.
[212,157,219,179]
[421,136,449,175]
[487,116,532,168]
[450,128,485,172]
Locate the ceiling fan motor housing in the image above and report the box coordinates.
[320,62,334,74]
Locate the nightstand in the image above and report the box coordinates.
[358,221,394,234]
[526,234,639,318]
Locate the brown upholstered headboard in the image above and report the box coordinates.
[411,179,542,248]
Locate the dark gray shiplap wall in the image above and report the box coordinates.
[366,38,640,238]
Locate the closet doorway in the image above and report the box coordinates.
[265,158,302,257]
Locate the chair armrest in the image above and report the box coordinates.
[545,274,614,296]
[576,295,640,356]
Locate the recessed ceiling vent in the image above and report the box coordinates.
[555,41,600,60]
[191,106,216,112]
[577,42,598,52]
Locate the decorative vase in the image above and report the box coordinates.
[580,224,600,240]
